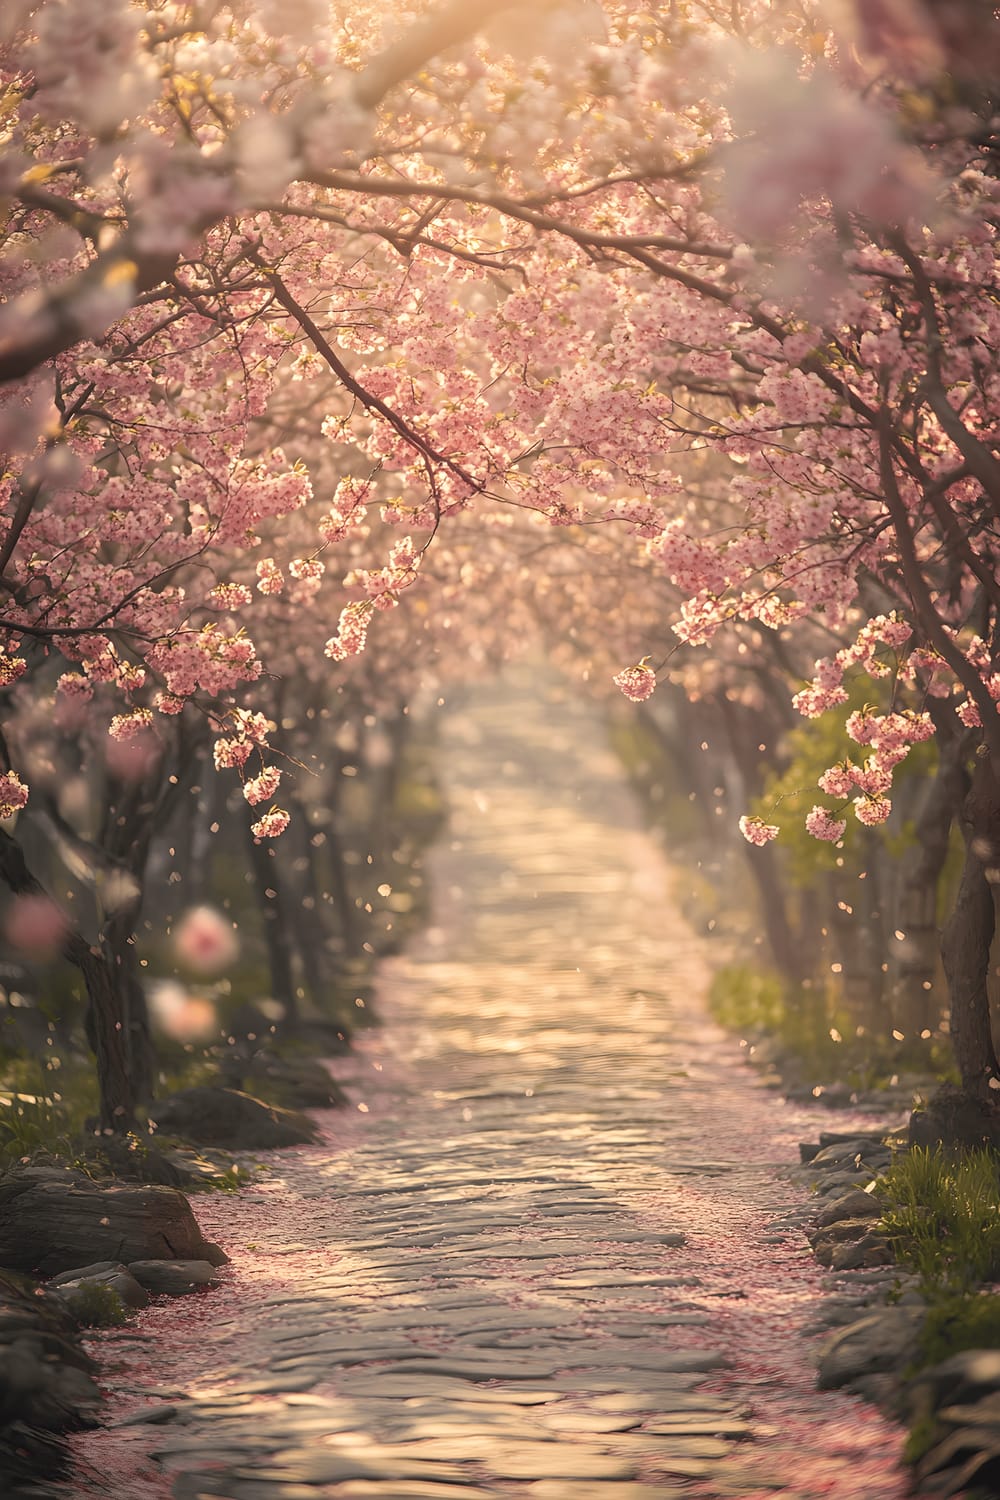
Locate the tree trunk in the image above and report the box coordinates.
[941,752,1000,1097]
[283,795,338,1010]
[828,849,885,1035]
[745,843,808,986]
[80,944,138,1132]
[103,911,156,1109]
[245,821,299,1029]
[0,829,137,1132]
[889,734,966,1037]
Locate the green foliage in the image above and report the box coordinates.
[903,1411,942,1466]
[918,1291,1000,1368]
[708,962,913,1088]
[875,1146,1000,1290]
[752,680,938,886]
[0,1092,74,1170]
[185,1162,244,1194]
[0,1054,99,1169]
[62,1281,128,1328]
[708,963,785,1032]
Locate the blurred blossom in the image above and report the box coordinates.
[0,771,28,820]
[57,776,91,824]
[3,893,69,958]
[485,0,606,66]
[233,112,299,202]
[149,979,218,1042]
[839,0,1000,83]
[173,905,240,974]
[719,51,936,241]
[0,375,57,463]
[364,729,394,768]
[105,728,161,781]
[98,869,141,918]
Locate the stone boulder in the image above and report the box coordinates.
[808,1138,893,1172]
[49,1261,149,1311]
[218,1055,348,1110]
[829,1233,895,1271]
[808,1217,887,1267]
[912,1350,1000,1409]
[0,1270,102,1488]
[151,1087,319,1149]
[908,1359,1000,1498]
[909,1085,1000,1152]
[127,1259,220,1296]
[812,1170,877,1197]
[817,1306,924,1395]
[813,1189,882,1229]
[0,1165,228,1276]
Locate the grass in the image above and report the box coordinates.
[874,1146,1000,1291]
[706,961,937,1091]
[61,1281,129,1328]
[0,1052,99,1170]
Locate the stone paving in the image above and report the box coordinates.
[69,677,916,1500]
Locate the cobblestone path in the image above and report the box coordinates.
[72,678,915,1500]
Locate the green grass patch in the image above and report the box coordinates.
[874,1146,1000,1290]
[707,961,920,1089]
[62,1281,129,1328]
[918,1290,1000,1366]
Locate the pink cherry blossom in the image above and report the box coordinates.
[739,814,780,846]
[613,663,656,702]
[0,772,29,819]
[243,766,282,806]
[805,806,847,843]
[854,795,892,827]
[250,807,291,840]
[256,558,285,596]
[818,764,855,799]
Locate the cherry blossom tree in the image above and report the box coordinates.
[4,0,1000,1124]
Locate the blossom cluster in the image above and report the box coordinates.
[613,662,657,703]
[0,772,29,820]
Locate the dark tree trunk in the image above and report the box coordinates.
[747,843,808,986]
[0,829,137,1132]
[245,821,299,1029]
[941,752,1000,1097]
[890,732,966,1037]
[79,944,138,1132]
[838,830,885,1033]
[283,795,338,1009]
[102,911,156,1109]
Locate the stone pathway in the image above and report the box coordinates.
[69,676,918,1499]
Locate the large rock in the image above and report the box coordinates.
[151,1087,319,1149]
[912,1350,1000,1409]
[0,1269,102,1488]
[219,1055,348,1110]
[809,1217,887,1266]
[49,1260,149,1311]
[127,1259,220,1295]
[817,1306,924,1394]
[909,1085,1000,1151]
[813,1189,882,1229]
[829,1233,895,1271]
[0,1166,228,1276]
[809,1139,892,1171]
